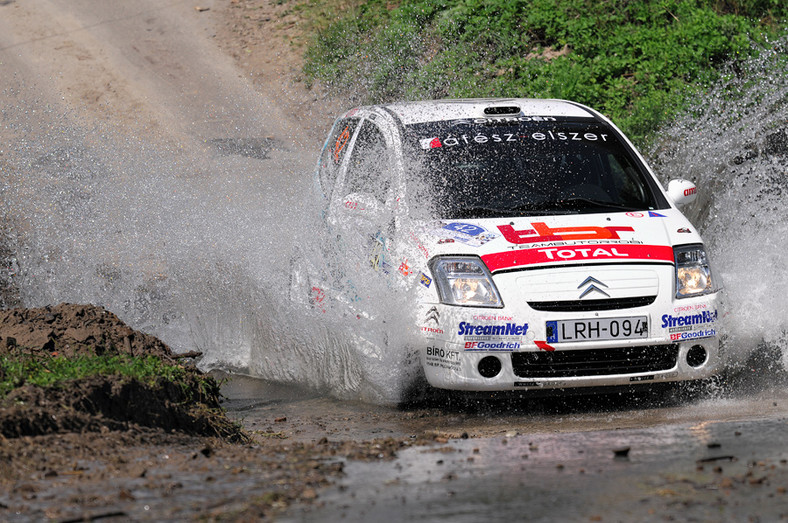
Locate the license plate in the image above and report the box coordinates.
[546,316,648,343]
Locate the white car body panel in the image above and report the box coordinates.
[308,98,724,394]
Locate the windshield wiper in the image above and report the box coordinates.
[503,202,582,216]
[559,198,644,212]
[448,202,578,219]
[448,206,510,219]
[446,199,644,219]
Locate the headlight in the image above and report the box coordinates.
[674,245,717,298]
[430,256,503,308]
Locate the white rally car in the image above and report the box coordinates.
[304,98,723,394]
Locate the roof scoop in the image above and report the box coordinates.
[483,106,521,115]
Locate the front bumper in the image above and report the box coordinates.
[418,291,724,392]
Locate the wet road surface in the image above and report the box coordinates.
[222,371,788,520]
[288,416,788,522]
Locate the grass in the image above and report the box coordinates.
[298,0,788,145]
[0,353,220,402]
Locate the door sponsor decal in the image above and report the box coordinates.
[333,124,352,163]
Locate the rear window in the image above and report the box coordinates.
[403,118,668,218]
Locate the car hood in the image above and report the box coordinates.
[411,210,701,272]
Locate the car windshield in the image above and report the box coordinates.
[403,118,667,218]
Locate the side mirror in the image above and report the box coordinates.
[667,179,698,207]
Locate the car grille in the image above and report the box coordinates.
[527,296,657,312]
[511,344,679,378]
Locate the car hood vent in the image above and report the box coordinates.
[483,106,521,115]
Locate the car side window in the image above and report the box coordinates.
[605,153,647,205]
[318,117,359,198]
[343,120,392,204]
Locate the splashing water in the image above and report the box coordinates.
[648,36,788,369]
[0,87,421,403]
[3,38,787,404]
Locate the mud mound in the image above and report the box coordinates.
[0,373,246,441]
[0,303,174,360]
[0,303,246,441]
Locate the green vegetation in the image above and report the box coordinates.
[0,353,220,402]
[301,0,787,143]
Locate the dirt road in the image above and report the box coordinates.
[0,0,324,184]
[3,1,788,521]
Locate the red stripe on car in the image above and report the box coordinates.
[482,244,674,272]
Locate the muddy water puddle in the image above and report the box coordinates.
[220,373,788,442]
[218,373,788,520]
[219,373,414,441]
[282,416,788,522]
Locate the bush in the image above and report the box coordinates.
[303,0,787,144]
